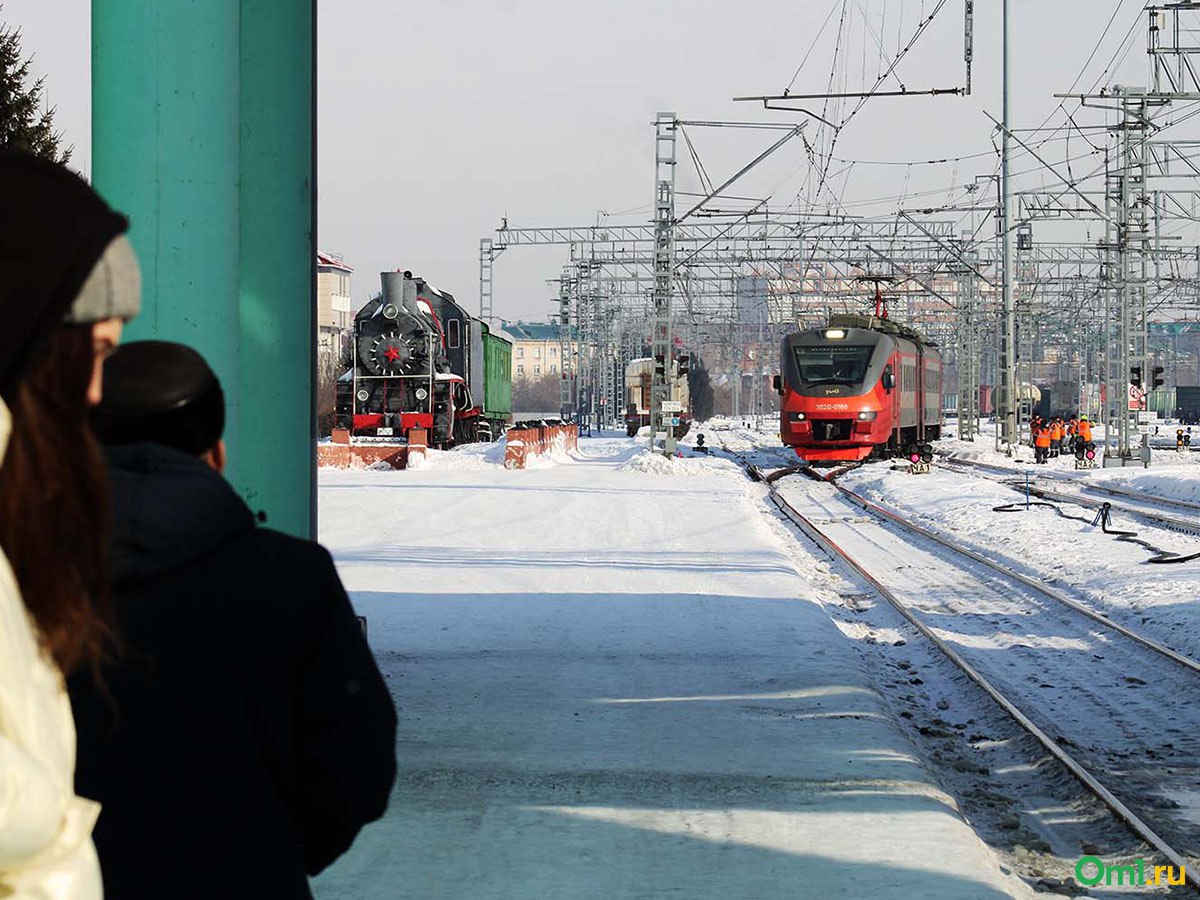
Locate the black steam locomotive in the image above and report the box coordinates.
[337,270,512,447]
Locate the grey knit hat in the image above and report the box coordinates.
[63,234,142,324]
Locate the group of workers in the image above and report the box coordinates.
[1031,414,1093,464]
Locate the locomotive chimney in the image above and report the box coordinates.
[380,271,422,317]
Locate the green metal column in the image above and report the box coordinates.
[238,1,316,538]
[92,0,241,479]
[92,0,316,539]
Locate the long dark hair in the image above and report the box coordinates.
[0,325,112,676]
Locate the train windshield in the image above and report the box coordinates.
[793,344,875,385]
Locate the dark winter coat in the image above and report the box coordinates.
[68,442,396,899]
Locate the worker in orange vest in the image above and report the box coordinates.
[1033,421,1051,464]
[1076,415,1093,443]
[1048,417,1064,457]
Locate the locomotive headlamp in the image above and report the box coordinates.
[415,387,429,400]
[856,410,877,421]
[356,389,369,403]
[382,304,399,319]
[788,411,806,421]
[824,328,846,340]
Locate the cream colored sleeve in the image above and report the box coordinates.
[0,728,68,871]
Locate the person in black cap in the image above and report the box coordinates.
[0,149,141,900]
[70,341,397,900]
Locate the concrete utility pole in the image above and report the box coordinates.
[998,0,1019,454]
[651,112,678,455]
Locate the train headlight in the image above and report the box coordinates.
[415,387,429,401]
[788,411,806,421]
[356,389,369,403]
[382,303,399,319]
[856,410,877,421]
[824,328,846,340]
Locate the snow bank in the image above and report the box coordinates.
[1088,464,1200,504]
[617,449,741,477]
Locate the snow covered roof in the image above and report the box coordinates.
[317,251,354,273]
[499,320,576,342]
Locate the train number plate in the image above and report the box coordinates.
[377,427,394,436]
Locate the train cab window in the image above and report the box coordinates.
[793,344,875,385]
[448,318,461,349]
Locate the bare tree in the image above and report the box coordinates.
[512,373,561,413]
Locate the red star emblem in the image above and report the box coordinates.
[384,345,401,363]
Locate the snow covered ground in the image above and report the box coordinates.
[312,437,1032,899]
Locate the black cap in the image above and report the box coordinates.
[91,341,225,456]
[0,150,130,397]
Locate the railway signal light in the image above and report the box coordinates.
[1130,366,1142,387]
[1085,441,1096,460]
[678,353,690,376]
[1152,365,1165,389]
[919,443,934,463]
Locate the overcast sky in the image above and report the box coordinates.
[2,1,1165,319]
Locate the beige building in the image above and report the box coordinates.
[498,321,575,379]
[317,251,353,373]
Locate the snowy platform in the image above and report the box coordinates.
[313,439,1031,899]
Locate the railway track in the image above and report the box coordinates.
[938,454,1200,537]
[716,434,1200,891]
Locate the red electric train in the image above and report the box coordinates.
[774,314,942,463]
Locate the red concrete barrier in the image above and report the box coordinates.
[504,423,579,469]
[318,430,410,469]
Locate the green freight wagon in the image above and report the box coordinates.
[470,320,512,439]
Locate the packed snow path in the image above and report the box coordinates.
[312,438,1030,899]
